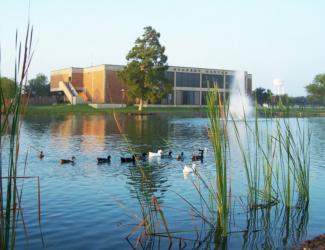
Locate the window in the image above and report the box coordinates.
[201,91,208,105]
[202,91,226,105]
[158,92,174,105]
[176,90,200,105]
[202,74,224,88]
[165,72,175,83]
[225,75,235,89]
[176,72,200,87]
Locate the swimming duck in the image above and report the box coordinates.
[192,149,205,162]
[148,150,163,158]
[38,151,44,159]
[97,155,111,164]
[161,151,173,159]
[176,152,184,161]
[134,153,147,161]
[60,156,75,164]
[183,163,196,175]
[121,155,135,163]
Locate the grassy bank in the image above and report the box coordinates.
[25,104,206,115]
[24,103,325,116]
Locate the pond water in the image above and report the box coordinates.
[5,114,325,249]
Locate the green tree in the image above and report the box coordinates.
[28,73,50,96]
[306,74,325,105]
[119,26,172,111]
[0,77,16,99]
[288,96,308,107]
[252,87,273,105]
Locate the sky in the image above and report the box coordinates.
[1,0,325,96]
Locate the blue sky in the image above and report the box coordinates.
[1,0,325,96]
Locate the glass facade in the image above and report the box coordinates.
[201,91,208,105]
[165,71,175,83]
[225,75,235,89]
[246,78,252,96]
[201,91,227,105]
[176,72,200,87]
[202,74,224,88]
[157,70,251,105]
[159,93,174,105]
[176,90,200,105]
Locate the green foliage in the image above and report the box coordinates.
[27,73,50,96]
[305,74,325,104]
[119,26,172,110]
[288,96,308,107]
[252,87,273,105]
[0,77,16,99]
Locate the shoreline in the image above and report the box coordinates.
[24,104,325,117]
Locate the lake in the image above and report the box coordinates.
[5,114,325,249]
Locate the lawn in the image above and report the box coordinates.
[24,104,325,117]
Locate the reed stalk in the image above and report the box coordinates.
[206,87,230,236]
[0,24,34,249]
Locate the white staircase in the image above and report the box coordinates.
[58,81,84,105]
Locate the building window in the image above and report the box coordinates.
[158,92,174,105]
[176,90,200,105]
[225,75,235,89]
[202,74,224,88]
[165,72,175,83]
[201,91,208,105]
[176,72,200,87]
[201,91,226,105]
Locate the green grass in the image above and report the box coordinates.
[25,103,325,116]
[25,104,206,115]
[259,106,325,117]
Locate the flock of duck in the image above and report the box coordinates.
[37,148,207,175]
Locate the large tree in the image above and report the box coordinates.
[27,73,50,97]
[306,74,325,105]
[252,87,273,105]
[0,77,16,99]
[119,26,172,111]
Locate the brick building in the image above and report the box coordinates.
[50,64,252,105]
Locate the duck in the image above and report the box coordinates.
[134,153,147,161]
[183,163,196,175]
[38,151,44,159]
[192,149,206,162]
[60,156,75,165]
[161,151,173,159]
[176,152,184,161]
[148,149,163,158]
[97,155,111,164]
[121,155,135,163]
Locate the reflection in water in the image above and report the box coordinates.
[242,204,309,249]
[126,163,170,202]
[17,115,323,249]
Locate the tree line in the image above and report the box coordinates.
[1,73,50,99]
[253,74,325,107]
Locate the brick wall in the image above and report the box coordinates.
[105,70,127,103]
[83,67,105,103]
[51,72,71,89]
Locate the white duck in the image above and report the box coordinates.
[183,163,196,175]
[148,149,163,158]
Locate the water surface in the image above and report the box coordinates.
[7,114,325,249]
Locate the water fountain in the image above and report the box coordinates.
[228,71,253,120]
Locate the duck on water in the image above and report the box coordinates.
[60,156,76,165]
[97,155,111,164]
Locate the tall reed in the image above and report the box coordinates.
[206,87,230,236]
[0,24,34,249]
